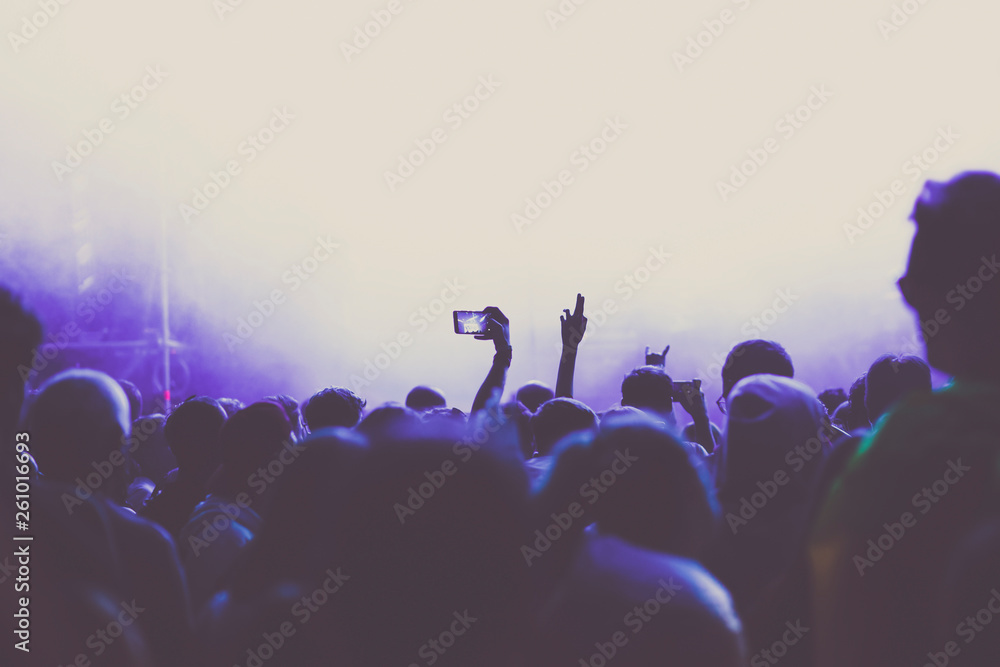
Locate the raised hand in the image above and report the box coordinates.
[645,345,670,367]
[471,308,511,414]
[561,293,587,350]
[674,379,708,420]
[474,306,511,353]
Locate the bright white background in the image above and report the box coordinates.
[1,0,995,416]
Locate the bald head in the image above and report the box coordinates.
[29,369,131,500]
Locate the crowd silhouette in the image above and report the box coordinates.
[2,170,1000,665]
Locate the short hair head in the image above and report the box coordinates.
[304,387,366,430]
[865,354,932,422]
[620,366,673,416]
[530,398,598,457]
[163,396,227,472]
[404,386,446,412]
[721,340,794,398]
[900,172,1000,377]
[217,401,292,486]
[591,416,718,556]
[817,388,847,416]
[515,381,554,414]
[356,403,421,442]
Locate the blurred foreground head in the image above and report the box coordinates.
[900,171,1000,379]
[29,369,132,503]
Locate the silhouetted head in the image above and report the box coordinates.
[129,414,176,485]
[232,427,369,585]
[304,386,366,430]
[900,171,1000,379]
[515,381,554,413]
[333,419,532,666]
[719,374,831,510]
[843,373,870,431]
[599,405,649,430]
[864,354,932,423]
[529,532,745,667]
[28,369,132,503]
[355,403,421,442]
[264,394,305,440]
[591,417,718,556]
[0,286,42,438]
[721,340,794,398]
[116,379,142,422]
[818,387,847,416]
[621,365,673,418]
[163,396,227,476]
[530,397,598,456]
[419,406,468,428]
[404,385,446,411]
[214,401,292,497]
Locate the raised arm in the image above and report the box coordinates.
[471,307,511,414]
[556,293,587,399]
[675,380,717,454]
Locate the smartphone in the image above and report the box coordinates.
[453,310,489,335]
[672,379,702,402]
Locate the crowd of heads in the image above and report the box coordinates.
[3,171,1000,665]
